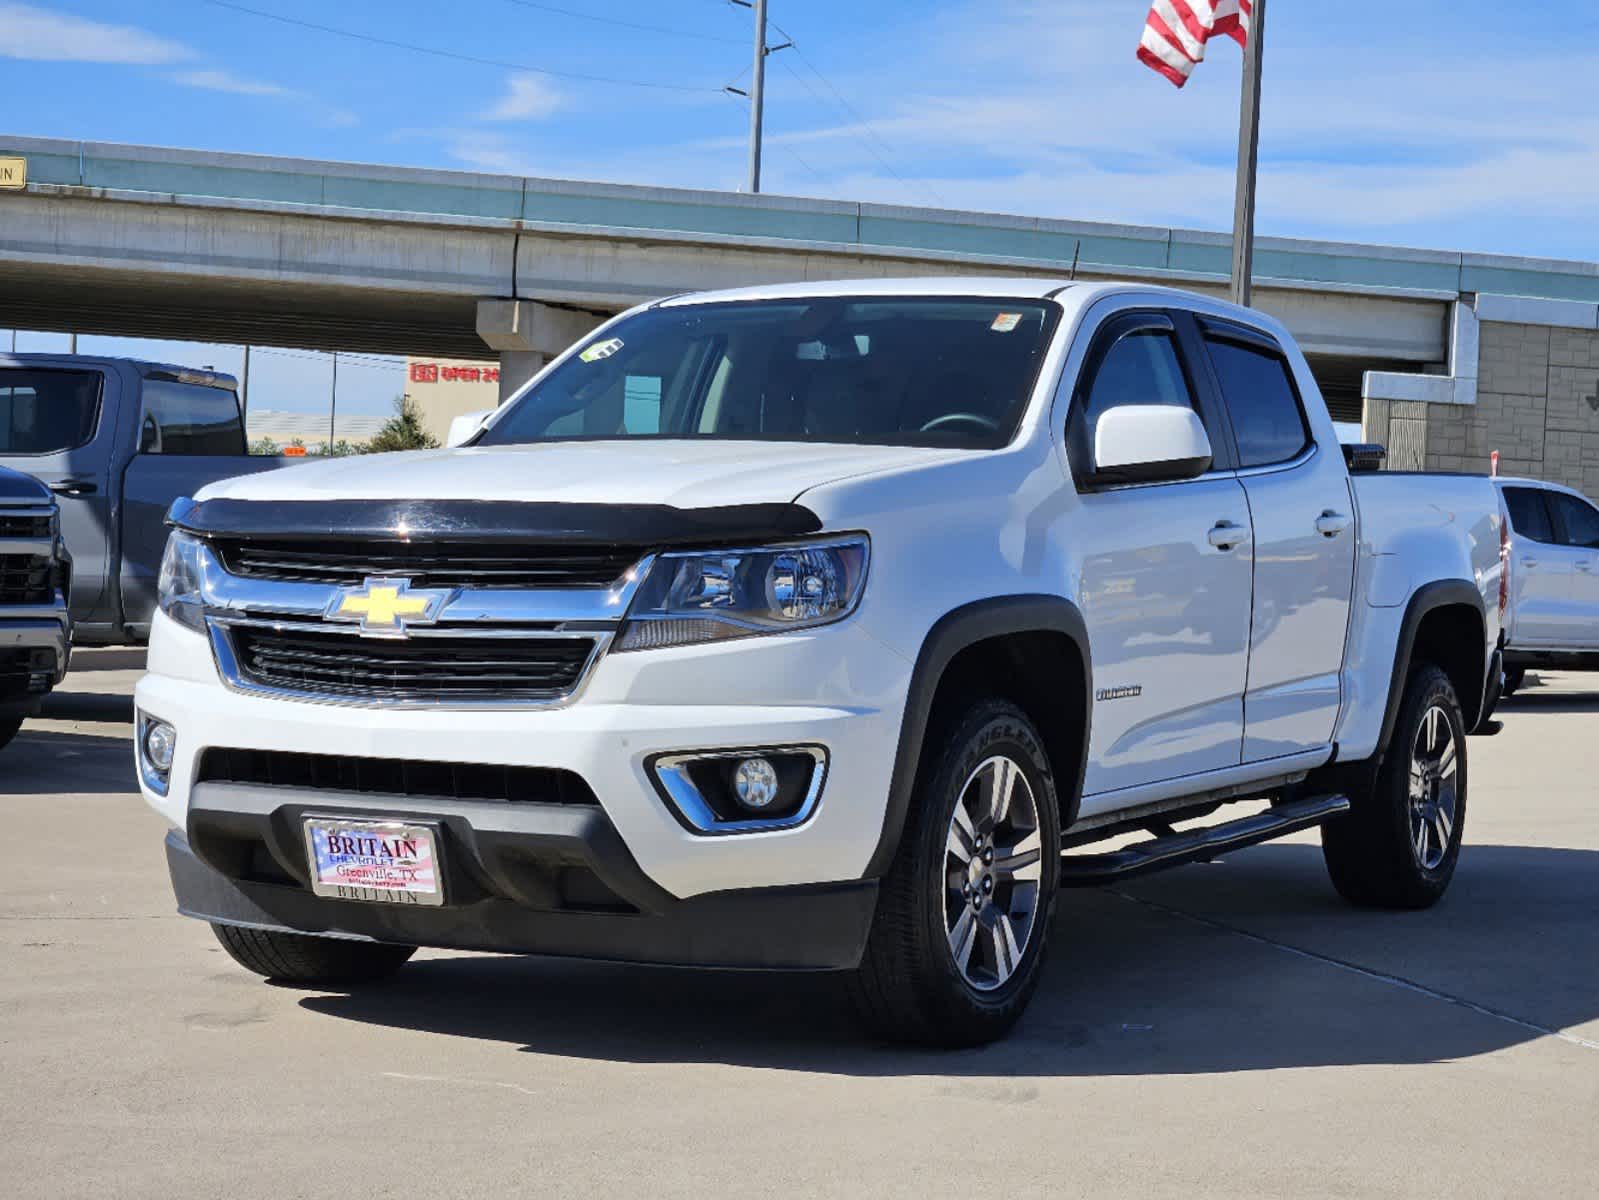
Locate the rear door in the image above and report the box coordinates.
[0,364,118,625]
[1198,318,1356,761]
[1501,486,1572,646]
[1063,311,1255,809]
[1545,489,1599,649]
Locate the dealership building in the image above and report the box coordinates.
[3,137,1599,498]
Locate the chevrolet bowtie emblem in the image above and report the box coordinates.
[326,577,452,637]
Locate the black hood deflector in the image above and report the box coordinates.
[169,497,823,547]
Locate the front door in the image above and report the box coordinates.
[0,364,116,626]
[1062,312,1254,809]
[1198,320,1356,760]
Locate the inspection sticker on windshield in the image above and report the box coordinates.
[991,312,1023,332]
[304,818,443,906]
[579,337,624,363]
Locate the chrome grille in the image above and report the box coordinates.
[212,538,640,589]
[0,555,52,605]
[221,623,598,703]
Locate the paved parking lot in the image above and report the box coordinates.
[2,648,1596,1198]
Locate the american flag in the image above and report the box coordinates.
[1138,0,1253,88]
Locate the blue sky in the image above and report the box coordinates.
[3,0,1596,415]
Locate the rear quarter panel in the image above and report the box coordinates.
[1336,472,1502,759]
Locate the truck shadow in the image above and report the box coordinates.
[299,842,1599,1076]
[40,691,135,724]
[0,728,136,796]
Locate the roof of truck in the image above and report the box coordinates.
[0,353,238,390]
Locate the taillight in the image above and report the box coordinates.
[1498,506,1512,617]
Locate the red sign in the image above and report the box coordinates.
[410,362,498,384]
[283,445,307,457]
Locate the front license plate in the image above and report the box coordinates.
[304,818,443,907]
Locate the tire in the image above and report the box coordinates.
[0,715,23,753]
[1501,666,1525,698]
[211,922,415,985]
[1322,664,1466,909]
[850,698,1061,1047]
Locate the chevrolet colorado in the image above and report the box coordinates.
[136,280,1503,1045]
[0,465,70,752]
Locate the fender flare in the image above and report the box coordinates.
[1377,579,1488,754]
[863,595,1093,878]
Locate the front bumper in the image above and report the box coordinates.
[0,601,71,712]
[167,820,878,970]
[138,609,911,905]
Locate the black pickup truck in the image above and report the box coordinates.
[0,465,70,752]
[0,354,284,644]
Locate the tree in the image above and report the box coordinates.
[248,435,280,456]
[361,395,440,454]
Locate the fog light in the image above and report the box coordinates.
[143,720,177,773]
[732,757,779,811]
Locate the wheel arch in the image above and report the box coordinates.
[863,595,1092,878]
[1378,580,1488,756]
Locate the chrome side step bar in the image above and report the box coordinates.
[1058,794,1351,887]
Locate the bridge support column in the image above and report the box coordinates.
[476,300,603,404]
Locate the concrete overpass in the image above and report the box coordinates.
[4,134,1599,410]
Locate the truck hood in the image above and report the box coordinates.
[196,440,969,509]
[0,465,51,504]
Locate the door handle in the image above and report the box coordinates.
[1315,510,1351,538]
[1523,558,1538,569]
[1579,562,1595,574]
[1207,520,1249,551]
[47,479,98,497]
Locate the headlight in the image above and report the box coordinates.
[616,537,869,651]
[157,531,209,633]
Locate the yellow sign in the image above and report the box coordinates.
[0,157,25,191]
[325,578,449,636]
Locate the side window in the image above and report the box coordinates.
[1068,324,1201,485]
[1549,492,1599,549]
[1080,330,1196,430]
[138,380,245,455]
[1204,336,1311,468]
[0,369,102,454]
[1503,487,1555,544]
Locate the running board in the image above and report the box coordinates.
[1058,794,1351,887]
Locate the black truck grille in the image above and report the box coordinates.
[0,555,52,605]
[213,538,640,589]
[0,514,51,538]
[197,747,598,805]
[227,626,597,701]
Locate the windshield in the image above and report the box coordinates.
[478,297,1060,450]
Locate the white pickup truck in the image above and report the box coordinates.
[136,280,1504,1045]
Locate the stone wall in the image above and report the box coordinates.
[1365,321,1599,495]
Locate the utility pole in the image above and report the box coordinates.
[727,0,789,193]
[747,0,769,192]
[328,351,338,454]
[1229,0,1267,307]
[239,344,251,437]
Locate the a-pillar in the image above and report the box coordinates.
[476,299,604,404]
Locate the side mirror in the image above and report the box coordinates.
[1089,405,1213,486]
[445,409,494,448]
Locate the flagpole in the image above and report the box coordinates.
[1230,0,1267,307]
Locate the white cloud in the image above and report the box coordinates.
[481,74,563,122]
[0,2,187,64]
[170,68,293,98]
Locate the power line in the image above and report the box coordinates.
[500,0,743,44]
[200,0,721,93]
[719,89,830,196]
[766,15,947,207]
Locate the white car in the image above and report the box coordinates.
[1495,477,1599,693]
[136,280,1503,1045]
